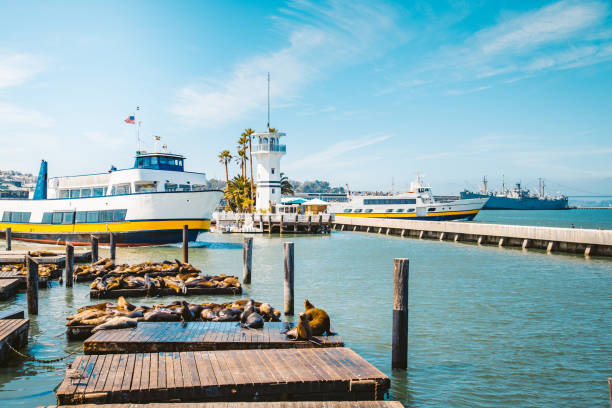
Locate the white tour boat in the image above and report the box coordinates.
[330,176,488,221]
[0,145,222,246]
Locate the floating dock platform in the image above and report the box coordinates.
[214,214,333,234]
[43,401,403,408]
[83,322,343,354]
[333,216,612,257]
[0,278,20,300]
[0,270,50,287]
[0,250,91,266]
[90,286,242,299]
[0,311,29,362]
[56,347,389,405]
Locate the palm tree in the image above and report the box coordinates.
[280,172,294,195]
[217,150,232,186]
[223,175,254,212]
[243,128,255,210]
[236,134,250,178]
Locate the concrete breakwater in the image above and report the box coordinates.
[333,216,612,257]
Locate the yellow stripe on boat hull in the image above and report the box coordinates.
[0,219,211,234]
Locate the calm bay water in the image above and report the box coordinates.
[0,225,611,406]
[475,208,612,230]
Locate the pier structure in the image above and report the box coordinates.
[332,216,612,257]
[0,311,29,363]
[214,213,333,234]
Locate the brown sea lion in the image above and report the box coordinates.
[285,313,312,340]
[304,299,331,336]
[117,296,136,312]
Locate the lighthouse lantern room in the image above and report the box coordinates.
[251,130,287,212]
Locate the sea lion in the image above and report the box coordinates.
[92,316,138,333]
[201,308,217,320]
[144,309,181,322]
[179,301,194,322]
[285,313,312,340]
[217,308,239,321]
[303,299,331,336]
[163,276,187,294]
[117,296,136,312]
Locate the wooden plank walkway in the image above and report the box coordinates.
[0,250,91,265]
[43,401,404,408]
[56,347,389,404]
[90,286,242,299]
[83,322,343,354]
[0,271,50,287]
[0,278,20,300]
[0,317,29,362]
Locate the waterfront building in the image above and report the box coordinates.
[252,130,286,212]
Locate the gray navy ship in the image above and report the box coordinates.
[460,177,569,210]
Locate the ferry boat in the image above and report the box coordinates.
[330,176,487,221]
[0,146,222,246]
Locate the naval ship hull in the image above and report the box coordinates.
[460,192,568,210]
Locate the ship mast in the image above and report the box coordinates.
[482,176,488,194]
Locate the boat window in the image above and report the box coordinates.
[93,187,105,197]
[62,212,75,224]
[41,212,52,223]
[192,184,206,191]
[70,189,80,198]
[52,212,63,224]
[1,212,9,222]
[99,210,114,222]
[59,190,69,199]
[407,208,415,212]
[343,209,352,213]
[396,209,404,212]
[364,198,417,205]
[271,188,275,194]
[86,211,99,223]
[113,209,127,222]
[428,207,436,211]
[354,209,363,213]
[365,209,373,213]
[159,157,169,165]
[135,183,157,193]
[179,184,190,191]
[76,212,87,223]
[178,159,183,167]
[385,209,394,213]
[80,188,92,198]
[165,183,177,192]
[113,184,131,195]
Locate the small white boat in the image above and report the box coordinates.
[330,176,487,221]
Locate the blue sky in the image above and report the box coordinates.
[1,0,611,195]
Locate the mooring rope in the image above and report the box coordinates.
[7,343,79,363]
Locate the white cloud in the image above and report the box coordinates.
[0,102,54,128]
[286,133,391,170]
[0,54,46,88]
[83,131,128,148]
[170,0,407,127]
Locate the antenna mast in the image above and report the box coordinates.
[267,72,270,131]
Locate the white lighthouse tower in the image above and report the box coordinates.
[252,129,286,212]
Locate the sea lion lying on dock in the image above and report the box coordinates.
[91,316,138,333]
[240,300,264,329]
[75,259,202,281]
[304,299,331,336]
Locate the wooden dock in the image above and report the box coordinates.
[56,347,389,404]
[0,270,51,287]
[43,401,403,408]
[0,312,29,362]
[214,213,333,234]
[0,278,20,300]
[0,250,91,266]
[83,322,343,354]
[90,286,242,299]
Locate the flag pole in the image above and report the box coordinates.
[136,106,141,152]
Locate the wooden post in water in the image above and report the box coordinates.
[243,237,252,284]
[279,215,284,235]
[90,235,99,264]
[284,242,294,315]
[392,258,409,369]
[5,227,11,251]
[607,377,611,408]
[65,243,74,287]
[26,255,38,315]
[109,232,116,261]
[182,225,189,263]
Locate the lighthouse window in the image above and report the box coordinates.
[271,168,275,174]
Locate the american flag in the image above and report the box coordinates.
[124,115,135,124]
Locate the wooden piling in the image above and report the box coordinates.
[65,243,74,287]
[243,237,252,284]
[279,215,284,234]
[284,242,294,316]
[498,237,504,247]
[392,258,409,369]
[439,232,445,241]
[454,234,460,242]
[608,377,611,408]
[109,232,116,261]
[26,255,38,315]
[585,245,592,256]
[294,215,298,232]
[182,225,189,263]
[5,227,11,251]
[546,241,554,253]
[522,239,529,250]
[90,235,99,264]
